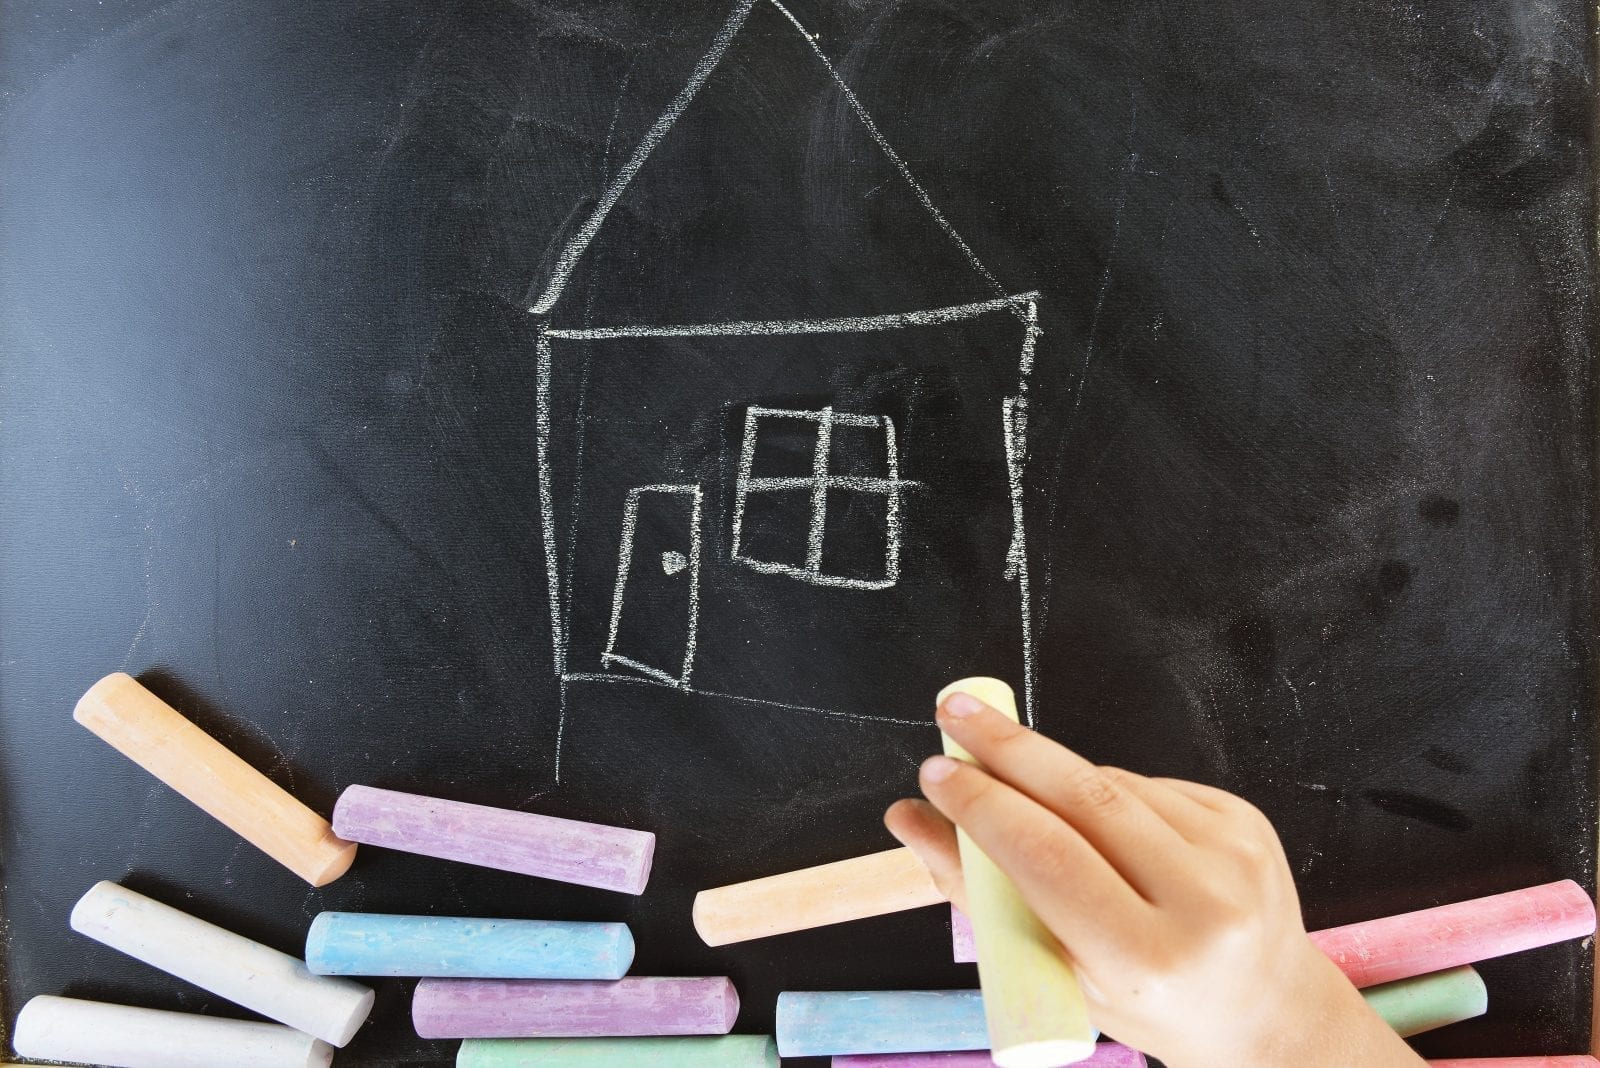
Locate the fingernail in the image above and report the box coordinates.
[942,693,986,718]
[921,755,960,783]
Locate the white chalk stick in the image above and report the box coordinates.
[14,995,334,1068]
[71,880,373,1046]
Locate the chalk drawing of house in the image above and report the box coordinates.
[528,0,1043,769]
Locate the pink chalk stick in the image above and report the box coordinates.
[412,976,740,1039]
[832,1043,1146,1067]
[950,905,976,964]
[1309,880,1594,989]
[1427,1059,1600,1067]
[332,785,653,894]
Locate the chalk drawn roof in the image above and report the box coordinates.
[527,0,1032,334]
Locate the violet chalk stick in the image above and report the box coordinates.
[332,785,653,894]
[413,977,740,1040]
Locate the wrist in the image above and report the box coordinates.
[1165,941,1425,1068]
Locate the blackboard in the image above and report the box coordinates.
[1,0,1594,1063]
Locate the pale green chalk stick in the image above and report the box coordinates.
[1363,965,1488,1038]
[940,677,1096,1068]
[456,1035,779,1067]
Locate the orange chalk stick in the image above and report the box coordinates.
[693,847,945,946]
[74,672,357,886]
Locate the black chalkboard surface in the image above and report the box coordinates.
[1,0,1595,1063]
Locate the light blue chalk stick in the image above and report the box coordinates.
[776,991,989,1058]
[305,913,633,979]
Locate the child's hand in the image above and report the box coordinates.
[884,691,1428,1068]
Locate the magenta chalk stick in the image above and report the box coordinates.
[832,1043,1147,1067]
[1427,1060,1600,1067]
[1309,880,1594,989]
[951,906,976,964]
[332,785,654,894]
[412,977,740,1040]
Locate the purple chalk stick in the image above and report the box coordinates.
[950,905,976,964]
[412,976,740,1039]
[833,1042,1147,1067]
[332,785,653,894]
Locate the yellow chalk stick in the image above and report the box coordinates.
[939,677,1096,1068]
[693,847,945,946]
[74,672,357,887]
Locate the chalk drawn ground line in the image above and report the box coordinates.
[562,671,930,727]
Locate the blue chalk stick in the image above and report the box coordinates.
[776,991,989,1058]
[305,913,633,979]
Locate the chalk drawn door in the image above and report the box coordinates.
[601,484,702,688]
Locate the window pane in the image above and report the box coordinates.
[819,488,892,584]
[747,413,818,478]
[736,489,813,570]
[827,420,890,479]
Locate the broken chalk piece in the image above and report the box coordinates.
[831,1043,1148,1067]
[1426,1060,1600,1067]
[1362,965,1486,1038]
[693,846,945,946]
[951,905,976,964]
[72,881,373,1046]
[456,1035,779,1067]
[940,677,1096,1068]
[413,976,740,1040]
[306,912,633,979]
[14,995,334,1068]
[332,784,654,895]
[1309,879,1595,988]
[73,672,357,887]
[776,990,991,1059]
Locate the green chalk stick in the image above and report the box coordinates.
[456,1035,779,1068]
[1362,965,1488,1038]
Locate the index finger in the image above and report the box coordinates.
[918,753,1151,965]
[938,692,1197,901]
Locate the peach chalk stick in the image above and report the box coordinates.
[73,672,356,887]
[1309,880,1595,988]
[1428,1061,1600,1067]
[693,846,945,946]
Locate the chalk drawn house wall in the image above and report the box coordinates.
[528,0,1044,757]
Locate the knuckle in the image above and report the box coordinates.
[986,718,1036,756]
[1098,766,1136,787]
[1229,829,1270,861]
[1011,820,1073,881]
[1063,765,1126,816]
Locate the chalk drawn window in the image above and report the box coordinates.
[730,406,909,589]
